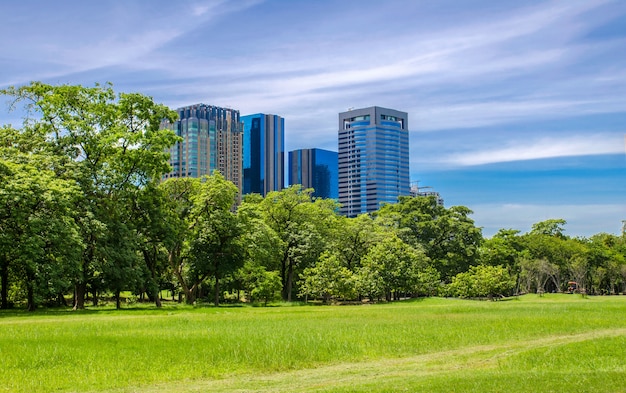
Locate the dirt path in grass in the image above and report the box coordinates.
[103,328,626,393]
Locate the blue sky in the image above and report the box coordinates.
[1,0,624,237]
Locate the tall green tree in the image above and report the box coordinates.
[299,251,357,302]
[376,196,482,281]
[235,194,283,302]
[131,182,172,307]
[518,256,558,295]
[0,138,82,310]
[521,220,589,293]
[530,219,567,238]
[158,177,201,304]
[356,236,432,301]
[2,82,179,309]
[585,233,626,295]
[188,172,242,306]
[331,214,383,271]
[479,229,525,294]
[257,186,338,301]
[158,173,244,306]
[479,229,524,268]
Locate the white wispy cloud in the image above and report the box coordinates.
[124,0,624,141]
[191,3,214,17]
[0,1,262,86]
[443,134,624,166]
[412,94,626,132]
[190,0,263,17]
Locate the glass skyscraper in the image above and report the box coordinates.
[241,113,285,196]
[338,106,410,217]
[162,103,243,193]
[288,148,338,199]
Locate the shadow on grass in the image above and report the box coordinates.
[0,296,446,318]
[0,299,308,318]
[0,301,197,318]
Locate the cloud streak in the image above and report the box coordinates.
[113,0,625,145]
[444,134,624,166]
[0,1,262,86]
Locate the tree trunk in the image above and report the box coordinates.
[151,265,162,308]
[214,277,220,307]
[115,290,121,309]
[154,291,162,307]
[281,258,288,300]
[280,247,291,301]
[73,282,86,310]
[27,279,35,312]
[214,259,221,306]
[185,285,196,304]
[92,288,99,306]
[0,261,9,309]
[57,293,68,307]
[144,248,162,308]
[169,246,194,304]
[286,261,294,302]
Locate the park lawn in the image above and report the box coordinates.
[0,294,625,392]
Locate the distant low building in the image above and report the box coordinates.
[410,183,444,206]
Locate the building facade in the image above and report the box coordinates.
[241,113,285,196]
[163,103,243,193]
[338,106,410,217]
[410,183,444,206]
[288,148,338,199]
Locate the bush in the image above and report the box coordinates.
[447,265,515,299]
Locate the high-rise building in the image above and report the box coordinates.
[338,106,410,217]
[163,104,243,193]
[288,148,338,199]
[241,113,285,196]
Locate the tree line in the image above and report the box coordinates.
[1,82,625,310]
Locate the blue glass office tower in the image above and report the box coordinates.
[288,148,338,199]
[338,106,410,217]
[241,114,284,196]
[163,103,243,192]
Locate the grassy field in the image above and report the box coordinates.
[1,294,626,392]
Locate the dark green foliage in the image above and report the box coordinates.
[299,251,357,302]
[254,186,339,301]
[238,263,281,305]
[1,82,178,309]
[376,195,483,281]
[0,128,82,310]
[357,236,433,301]
[189,172,242,306]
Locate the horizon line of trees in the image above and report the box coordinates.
[1,82,625,311]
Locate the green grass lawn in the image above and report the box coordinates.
[1,294,625,392]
